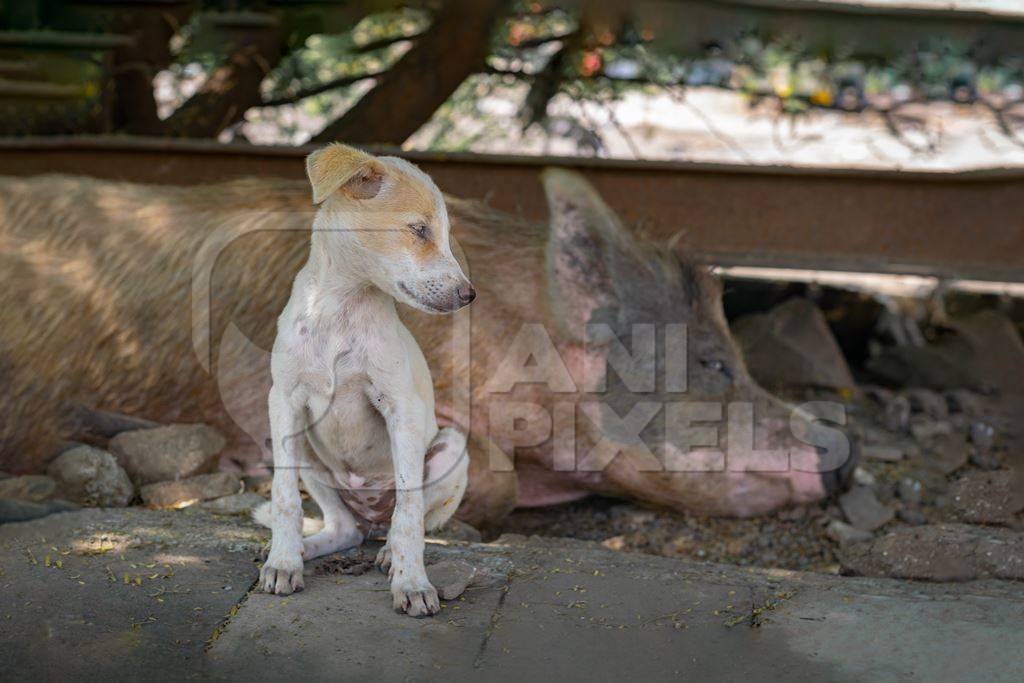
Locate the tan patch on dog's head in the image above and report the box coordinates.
[307,145,461,309]
[306,143,385,204]
[359,163,444,262]
[336,155,448,263]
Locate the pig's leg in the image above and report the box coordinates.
[299,464,363,560]
[454,431,519,528]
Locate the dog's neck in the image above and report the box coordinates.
[307,218,392,315]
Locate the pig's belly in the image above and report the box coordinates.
[511,460,593,508]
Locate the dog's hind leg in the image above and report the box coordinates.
[300,463,364,560]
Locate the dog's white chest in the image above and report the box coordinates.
[307,385,390,470]
[296,325,390,469]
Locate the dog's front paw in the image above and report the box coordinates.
[391,577,439,617]
[259,550,304,596]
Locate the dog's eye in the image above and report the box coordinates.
[409,223,430,240]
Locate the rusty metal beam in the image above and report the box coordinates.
[1,135,1022,282]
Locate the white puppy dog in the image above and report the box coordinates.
[257,143,474,616]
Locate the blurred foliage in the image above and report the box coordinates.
[264,8,430,106]
[2,0,1023,149]
[497,23,1024,113]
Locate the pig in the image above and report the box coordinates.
[0,170,855,525]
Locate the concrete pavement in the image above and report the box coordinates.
[1,509,1022,681]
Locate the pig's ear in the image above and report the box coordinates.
[305,143,385,204]
[542,168,645,339]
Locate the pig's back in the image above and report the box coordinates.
[0,174,311,470]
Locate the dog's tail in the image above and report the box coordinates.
[252,501,273,528]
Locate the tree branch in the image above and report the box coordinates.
[108,4,192,135]
[261,70,387,107]
[518,30,578,129]
[351,31,425,54]
[980,97,1024,148]
[313,0,506,145]
[162,19,284,138]
[512,31,574,49]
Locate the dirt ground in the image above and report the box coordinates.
[495,496,840,572]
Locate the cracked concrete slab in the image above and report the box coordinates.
[2,510,1024,681]
[207,543,513,679]
[466,538,1024,681]
[0,508,262,680]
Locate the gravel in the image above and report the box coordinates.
[493,497,839,573]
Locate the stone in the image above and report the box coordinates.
[868,311,1023,393]
[897,509,926,525]
[950,310,1024,393]
[865,343,982,391]
[861,385,894,405]
[0,475,56,503]
[904,389,948,419]
[0,498,78,524]
[839,486,894,531]
[426,559,477,600]
[852,467,876,487]
[199,492,266,516]
[950,471,1023,525]
[840,524,1024,581]
[858,424,920,460]
[923,434,970,475]
[969,451,1001,471]
[608,505,657,527]
[897,477,923,506]
[883,395,911,433]
[731,298,856,391]
[949,414,970,433]
[429,518,483,543]
[862,445,905,462]
[945,389,984,417]
[968,421,995,453]
[826,520,874,547]
[110,424,226,486]
[46,446,134,507]
[909,419,953,442]
[140,472,241,508]
[601,535,627,551]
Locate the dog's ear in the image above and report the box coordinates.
[305,143,386,204]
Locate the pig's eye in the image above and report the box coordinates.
[701,359,731,378]
[409,223,430,240]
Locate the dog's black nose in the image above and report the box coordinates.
[458,284,476,305]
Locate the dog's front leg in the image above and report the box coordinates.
[382,400,438,616]
[260,385,306,595]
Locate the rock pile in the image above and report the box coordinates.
[47,445,134,507]
[1,421,257,523]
